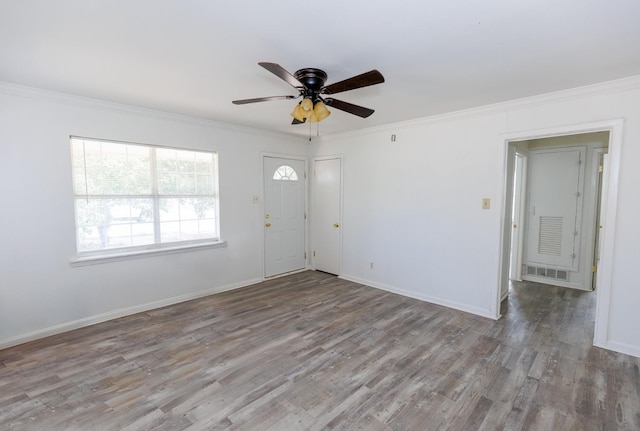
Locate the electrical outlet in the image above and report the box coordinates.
[482,198,490,209]
[252,195,259,204]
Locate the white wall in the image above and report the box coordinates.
[0,84,306,348]
[3,76,640,359]
[311,77,640,358]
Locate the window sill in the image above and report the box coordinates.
[70,240,228,267]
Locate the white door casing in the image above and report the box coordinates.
[593,153,609,290]
[312,157,342,275]
[263,157,306,278]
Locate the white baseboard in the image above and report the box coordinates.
[594,338,640,359]
[0,278,262,351]
[339,274,496,320]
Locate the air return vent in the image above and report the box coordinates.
[538,216,563,256]
[524,265,569,281]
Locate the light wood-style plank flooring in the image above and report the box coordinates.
[1,271,639,430]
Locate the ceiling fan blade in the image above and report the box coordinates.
[325,98,375,118]
[321,70,384,95]
[232,95,296,105]
[259,62,305,89]
[291,118,306,125]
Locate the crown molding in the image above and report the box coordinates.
[0,81,297,141]
[4,74,640,143]
[315,74,640,141]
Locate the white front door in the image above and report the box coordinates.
[312,157,341,275]
[263,157,306,277]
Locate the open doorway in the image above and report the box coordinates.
[506,132,608,293]
[497,120,623,350]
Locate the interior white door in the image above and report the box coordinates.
[509,152,526,281]
[525,147,586,270]
[263,157,306,277]
[313,158,341,275]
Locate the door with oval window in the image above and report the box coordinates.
[263,156,306,277]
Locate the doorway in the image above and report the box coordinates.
[498,120,623,349]
[507,135,608,292]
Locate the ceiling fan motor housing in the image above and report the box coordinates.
[294,68,328,93]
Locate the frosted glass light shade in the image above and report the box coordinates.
[291,103,306,121]
[312,101,330,122]
[301,98,313,112]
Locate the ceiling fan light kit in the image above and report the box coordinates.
[232,62,384,126]
[291,98,331,123]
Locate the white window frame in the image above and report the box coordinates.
[69,136,225,265]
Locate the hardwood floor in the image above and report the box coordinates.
[1,271,639,430]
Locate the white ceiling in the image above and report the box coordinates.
[2,1,640,137]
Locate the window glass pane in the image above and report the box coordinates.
[71,138,152,195]
[273,165,298,181]
[157,148,214,196]
[196,174,214,194]
[159,197,216,242]
[75,198,155,252]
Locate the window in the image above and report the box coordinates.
[70,137,220,257]
[273,165,299,181]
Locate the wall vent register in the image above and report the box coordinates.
[524,265,569,281]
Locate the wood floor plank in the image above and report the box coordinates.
[1,272,639,430]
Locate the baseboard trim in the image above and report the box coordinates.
[339,274,496,320]
[594,339,640,359]
[0,278,262,351]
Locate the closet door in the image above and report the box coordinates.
[312,157,342,275]
[525,147,585,271]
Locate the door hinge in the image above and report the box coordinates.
[304,212,307,220]
[572,253,577,259]
[599,164,603,173]
[313,251,316,257]
[592,265,598,273]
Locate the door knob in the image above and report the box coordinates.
[333,223,339,228]
[265,214,270,219]
[265,222,271,227]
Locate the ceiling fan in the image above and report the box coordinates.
[232,62,384,124]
